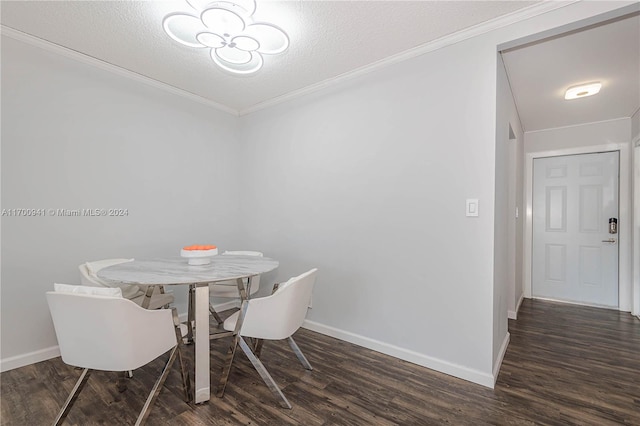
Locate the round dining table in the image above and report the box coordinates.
[98,255,279,404]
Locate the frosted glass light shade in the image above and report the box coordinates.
[215,46,252,64]
[201,8,245,35]
[246,23,289,54]
[163,14,209,48]
[564,82,602,100]
[233,36,260,51]
[211,49,263,74]
[162,0,288,74]
[196,32,226,48]
[187,0,257,16]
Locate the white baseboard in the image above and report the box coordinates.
[508,294,525,319]
[3,302,506,389]
[1,300,240,373]
[492,332,510,386]
[0,346,61,373]
[302,319,496,388]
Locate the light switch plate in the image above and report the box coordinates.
[466,199,479,217]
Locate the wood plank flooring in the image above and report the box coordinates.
[2,299,639,425]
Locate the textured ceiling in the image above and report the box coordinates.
[1,0,539,114]
[502,13,640,132]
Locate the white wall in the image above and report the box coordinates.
[0,36,241,370]
[239,36,499,384]
[524,118,633,310]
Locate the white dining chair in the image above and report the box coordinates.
[46,284,191,426]
[216,268,318,409]
[187,251,263,327]
[211,250,263,320]
[79,259,173,310]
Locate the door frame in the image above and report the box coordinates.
[524,142,633,311]
[634,137,640,317]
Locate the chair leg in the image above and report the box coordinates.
[254,339,265,358]
[140,286,155,309]
[238,337,291,409]
[216,334,239,398]
[134,346,179,426]
[209,303,224,325]
[216,300,249,398]
[171,308,192,402]
[53,368,91,426]
[116,371,129,393]
[287,337,313,370]
[175,344,191,403]
[157,285,171,308]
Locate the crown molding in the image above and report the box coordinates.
[2,1,579,118]
[633,105,640,147]
[238,1,579,116]
[524,116,633,135]
[0,25,239,117]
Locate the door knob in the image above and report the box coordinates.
[601,238,617,244]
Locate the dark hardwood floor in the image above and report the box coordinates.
[2,299,639,425]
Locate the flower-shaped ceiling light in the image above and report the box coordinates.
[163,0,289,74]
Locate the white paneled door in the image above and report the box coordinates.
[532,152,619,307]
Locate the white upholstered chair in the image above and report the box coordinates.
[210,250,263,319]
[46,284,190,426]
[79,259,173,310]
[217,268,318,409]
[187,250,263,326]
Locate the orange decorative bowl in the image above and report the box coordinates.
[180,245,218,265]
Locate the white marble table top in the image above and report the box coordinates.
[97,255,279,286]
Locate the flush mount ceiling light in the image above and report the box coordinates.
[564,82,602,100]
[163,0,289,75]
